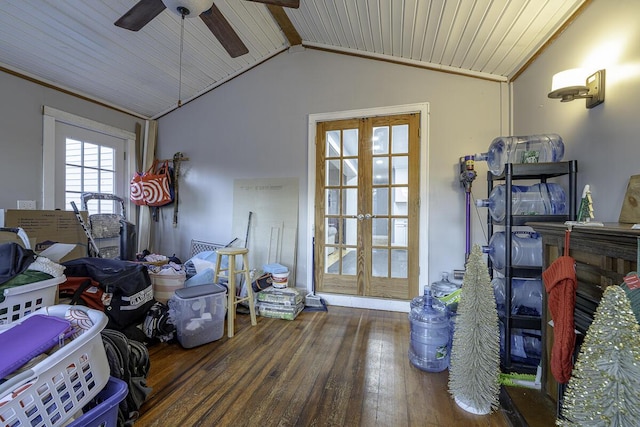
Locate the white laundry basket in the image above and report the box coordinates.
[0,304,110,427]
[0,275,65,325]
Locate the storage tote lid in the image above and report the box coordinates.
[174,283,226,299]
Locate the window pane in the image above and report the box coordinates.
[100,146,115,170]
[342,159,358,185]
[391,125,409,154]
[66,165,82,192]
[344,218,357,245]
[372,127,389,154]
[325,188,339,215]
[342,188,357,216]
[83,168,99,193]
[343,129,358,156]
[373,157,389,184]
[372,218,388,246]
[391,249,408,278]
[372,188,388,216]
[66,139,82,165]
[372,248,388,277]
[84,143,99,168]
[326,131,340,157]
[326,159,341,186]
[100,171,115,194]
[392,156,408,184]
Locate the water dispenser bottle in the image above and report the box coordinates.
[492,277,543,316]
[408,289,450,372]
[476,183,567,222]
[482,231,542,271]
[476,134,564,175]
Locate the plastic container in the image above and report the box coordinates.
[492,277,543,316]
[0,305,110,427]
[408,290,450,372]
[0,275,65,324]
[150,270,187,303]
[67,377,128,427]
[476,133,564,176]
[476,183,567,222]
[271,271,289,289]
[483,231,542,271]
[169,284,227,348]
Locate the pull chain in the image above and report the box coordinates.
[178,8,186,108]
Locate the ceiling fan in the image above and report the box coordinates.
[115,0,300,58]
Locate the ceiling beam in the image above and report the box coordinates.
[267,5,302,46]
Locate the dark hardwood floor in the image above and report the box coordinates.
[136,306,555,426]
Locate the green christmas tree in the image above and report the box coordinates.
[448,244,501,415]
[558,285,640,426]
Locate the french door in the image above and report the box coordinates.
[314,113,420,299]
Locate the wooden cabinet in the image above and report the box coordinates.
[527,222,640,414]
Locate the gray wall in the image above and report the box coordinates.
[155,48,506,289]
[0,71,144,210]
[512,0,640,222]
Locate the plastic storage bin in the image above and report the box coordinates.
[150,270,186,303]
[169,284,227,348]
[0,305,110,427]
[0,275,65,324]
[67,376,128,427]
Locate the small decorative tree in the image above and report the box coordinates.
[448,244,501,414]
[577,184,595,222]
[558,285,640,426]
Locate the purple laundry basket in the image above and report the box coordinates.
[67,376,128,427]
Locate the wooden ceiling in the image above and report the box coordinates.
[0,0,587,118]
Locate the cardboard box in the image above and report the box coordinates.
[1,209,89,262]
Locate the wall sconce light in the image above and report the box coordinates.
[548,69,605,108]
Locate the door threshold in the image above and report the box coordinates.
[316,293,410,313]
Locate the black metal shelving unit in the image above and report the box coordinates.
[486,160,577,374]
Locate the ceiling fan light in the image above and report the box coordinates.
[162,0,214,17]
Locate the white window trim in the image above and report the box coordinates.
[42,106,136,220]
[306,102,430,313]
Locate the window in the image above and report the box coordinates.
[65,137,116,213]
[43,107,136,217]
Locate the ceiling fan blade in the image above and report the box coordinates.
[115,0,166,31]
[246,0,300,8]
[200,5,249,58]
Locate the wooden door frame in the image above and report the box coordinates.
[306,103,430,312]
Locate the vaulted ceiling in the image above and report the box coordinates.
[0,0,588,119]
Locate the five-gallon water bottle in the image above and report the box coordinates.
[476,183,567,222]
[476,134,564,176]
[482,231,542,271]
[408,288,450,372]
[492,277,543,316]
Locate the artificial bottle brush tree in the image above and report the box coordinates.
[558,285,640,426]
[448,244,501,415]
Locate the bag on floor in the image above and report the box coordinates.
[62,258,156,331]
[101,328,152,427]
[58,276,106,310]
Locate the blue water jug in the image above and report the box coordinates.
[476,134,564,175]
[482,231,542,271]
[477,183,567,222]
[408,289,450,372]
[492,277,543,316]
